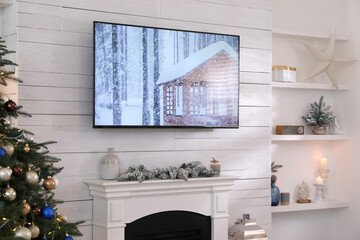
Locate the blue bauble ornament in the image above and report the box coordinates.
[0,148,5,157]
[64,236,73,240]
[41,206,54,219]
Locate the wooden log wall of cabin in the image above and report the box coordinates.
[15,0,272,238]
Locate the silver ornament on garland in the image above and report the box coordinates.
[2,187,16,201]
[2,143,14,156]
[0,167,12,182]
[25,170,39,185]
[28,224,40,238]
[14,226,32,240]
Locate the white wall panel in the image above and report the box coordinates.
[15,0,272,239]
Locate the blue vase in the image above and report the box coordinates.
[271,179,280,206]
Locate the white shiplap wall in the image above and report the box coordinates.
[15,0,272,238]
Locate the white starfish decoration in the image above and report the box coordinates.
[303,32,356,89]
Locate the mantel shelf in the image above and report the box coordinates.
[272,28,349,41]
[271,199,349,213]
[272,135,350,141]
[272,82,349,91]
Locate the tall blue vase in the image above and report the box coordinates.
[271,176,280,206]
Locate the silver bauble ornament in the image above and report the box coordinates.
[25,171,39,185]
[3,143,14,156]
[0,167,12,182]
[2,187,16,201]
[14,227,31,240]
[28,225,40,238]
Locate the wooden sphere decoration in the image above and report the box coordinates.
[22,202,31,215]
[43,178,56,190]
[23,144,30,153]
[28,225,40,238]
[4,99,17,112]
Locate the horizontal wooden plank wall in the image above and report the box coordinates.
[16,0,272,238]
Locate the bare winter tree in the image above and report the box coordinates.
[142,28,151,125]
[112,24,122,125]
[153,29,161,125]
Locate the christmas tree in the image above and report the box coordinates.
[0,39,83,239]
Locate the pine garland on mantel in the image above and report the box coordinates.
[118,161,218,182]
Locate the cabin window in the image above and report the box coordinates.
[175,85,183,116]
[165,86,174,115]
[189,81,206,117]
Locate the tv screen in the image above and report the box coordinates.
[94,21,239,128]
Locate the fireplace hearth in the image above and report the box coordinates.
[85,176,237,240]
[125,211,211,240]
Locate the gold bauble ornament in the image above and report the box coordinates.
[3,143,14,156]
[0,167,12,182]
[22,202,31,215]
[28,225,40,238]
[57,213,68,223]
[43,178,56,190]
[25,171,39,185]
[2,187,16,201]
[23,144,30,153]
[14,227,31,240]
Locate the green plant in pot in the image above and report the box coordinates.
[302,96,335,135]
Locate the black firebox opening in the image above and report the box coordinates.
[125,210,211,240]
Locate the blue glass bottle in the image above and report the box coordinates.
[271,175,280,206]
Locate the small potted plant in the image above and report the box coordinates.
[302,96,335,135]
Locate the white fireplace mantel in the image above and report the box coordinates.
[85,176,237,240]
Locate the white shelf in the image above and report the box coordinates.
[272,28,349,41]
[272,82,349,91]
[272,135,350,141]
[271,199,349,213]
[0,0,13,8]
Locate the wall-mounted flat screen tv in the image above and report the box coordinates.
[94,21,239,128]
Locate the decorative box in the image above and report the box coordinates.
[276,125,304,135]
[272,66,296,82]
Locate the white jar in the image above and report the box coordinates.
[100,148,120,180]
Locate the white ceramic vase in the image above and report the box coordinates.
[100,148,120,180]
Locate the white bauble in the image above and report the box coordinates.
[25,171,39,185]
[28,225,40,238]
[14,227,31,240]
[0,167,12,182]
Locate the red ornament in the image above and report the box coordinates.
[32,206,41,216]
[13,165,23,176]
[4,99,17,112]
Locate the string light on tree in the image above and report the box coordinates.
[0,37,82,239]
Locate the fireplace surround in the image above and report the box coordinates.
[85,176,237,240]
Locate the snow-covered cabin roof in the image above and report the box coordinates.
[156,41,238,85]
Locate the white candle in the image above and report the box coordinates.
[316,176,324,184]
[320,157,328,170]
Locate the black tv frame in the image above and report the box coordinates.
[93,21,240,129]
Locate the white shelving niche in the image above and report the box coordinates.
[271,28,350,215]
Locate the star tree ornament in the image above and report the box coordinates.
[304,32,356,89]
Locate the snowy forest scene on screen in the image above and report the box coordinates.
[94,22,239,127]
